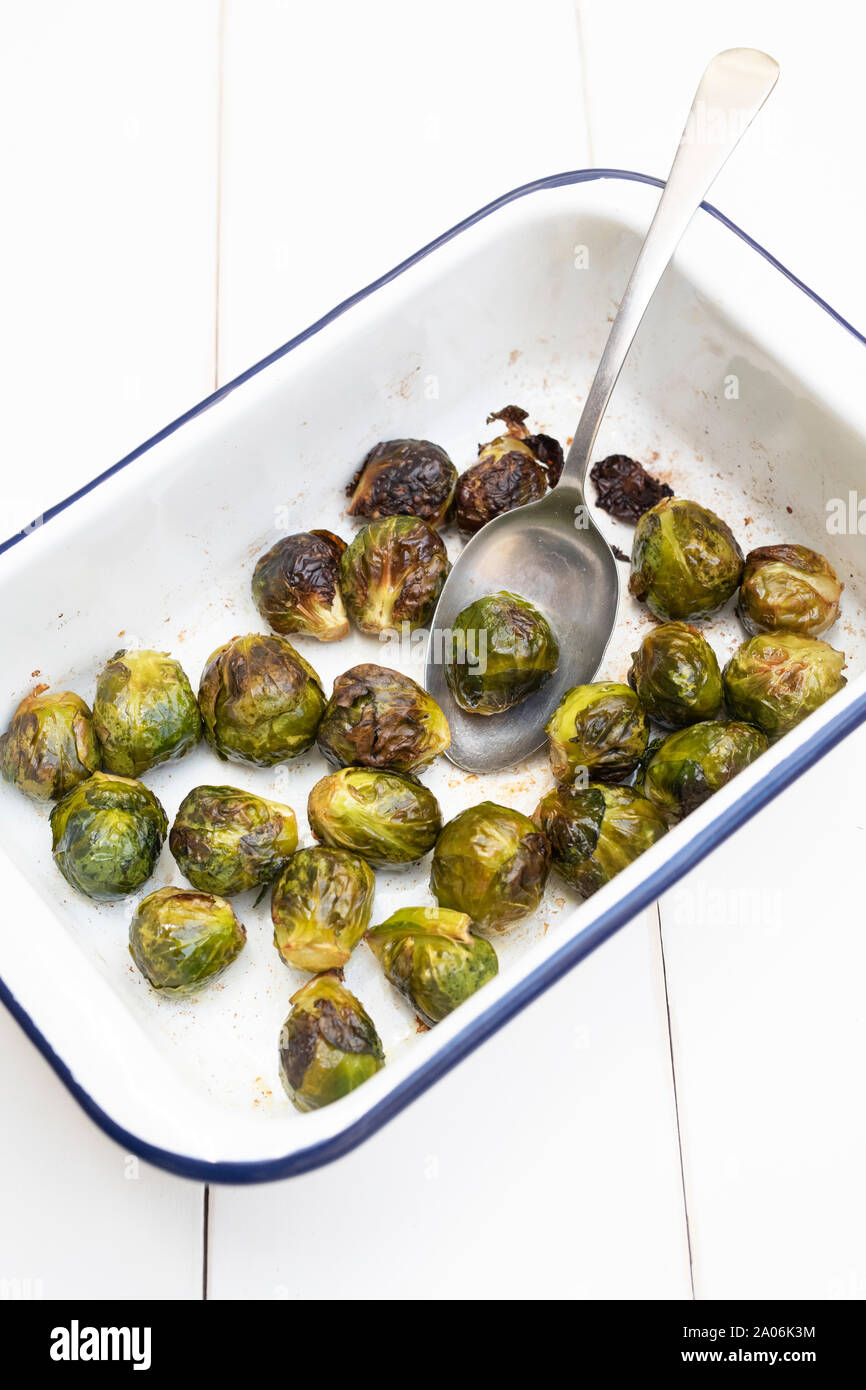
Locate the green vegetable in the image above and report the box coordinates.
[317,663,450,773]
[340,515,450,636]
[252,530,349,641]
[198,633,325,766]
[534,783,668,897]
[640,720,768,818]
[129,886,246,995]
[629,497,744,621]
[545,682,648,782]
[723,632,846,739]
[278,973,384,1112]
[445,591,559,715]
[308,766,442,867]
[430,801,550,933]
[272,847,375,972]
[169,785,298,896]
[93,649,201,777]
[346,440,458,528]
[50,771,168,901]
[627,622,723,728]
[737,544,843,637]
[366,907,498,1025]
[0,690,101,800]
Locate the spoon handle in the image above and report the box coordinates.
[561,47,779,491]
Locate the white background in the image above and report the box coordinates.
[1,0,865,1300]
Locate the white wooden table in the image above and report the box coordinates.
[2,0,864,1301]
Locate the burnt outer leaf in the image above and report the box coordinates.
[345,440,457,527]
[524,432,565,486]
[590,454,674,522]
[485,405,530,433]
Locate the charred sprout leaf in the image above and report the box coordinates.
[317,663,450,773]
[723,632,846,739]
[445,591,559,715]
[0,690,101,800]
[252,530,349,642]
[272,847,375,972]
[93,649,201,778]
[129,885,246,995]
[534,783,667,897]
[278,973,384,1112]
[737,544,843,637]
[486,405,530,432]
[169,784,298,896]
[430,801,550,933]
[590,454,673,522]
[629,497,744,621]
[346,440,458,528]
[308,766,442,867]
[523,433,565,486]
[628,623,723,729]
[339,516,450,636]
[641,720,768,819]
[366,907,498,1025]
[198,633,325,766]
[50,771,168,901]
[545,682,648,783]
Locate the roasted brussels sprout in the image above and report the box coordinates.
[169,785,298,896]
[454,406,563,535]
[640,720,769,818]
[308,766,442,867]
[590,454,673,522]
[339,515,449,635]
[445,591,559,715]
[317,664,450,773]
[129,886,246,995]
[93,649,201,777]
[737,544,843,637]
[50,771,168,901]
[0,690,101,800]
[252,530,349,642]
[346,439,458,528]
[629,497,744,621]
[198,633,325,766]
[534,783,667,897]
[723,632,846,739]
[545,682,648,783]
[430,801,550,933]
[627,623,723,728]
[366,907,498,1025]
[272,847,375,972]
[278,973,384,1112]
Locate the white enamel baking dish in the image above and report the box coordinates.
[2,170,865,1183]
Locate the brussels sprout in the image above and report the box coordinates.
[317,664,450,774]
[169,785,298,896]
[590,453,673,522]
[278,973,384,1112]
[723,632,846,739]
[346,439,458,528]
[640,720,768,818]
[308,767,442,867]
[430,801,550,933]
[629,497,744,621]
[545,682,648,783]
[737,544,843,637]
[533,783,667,897]
[93,649,201,777]
[272,847,375,972]
[339,515,450,636]
[445,591,559,715]
[367,907,498,1025]
[50,771,168,901]
[0,690,101,800]
[454,406,563,535]
[198,633,325,766]
[627,623,723,729]
[129,886,246,995]
[252,529,349,642]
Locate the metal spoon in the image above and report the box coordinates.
[426,47,780,772]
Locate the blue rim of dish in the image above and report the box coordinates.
[1,168,865,1184]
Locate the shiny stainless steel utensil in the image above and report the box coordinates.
[426,47,779,772]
